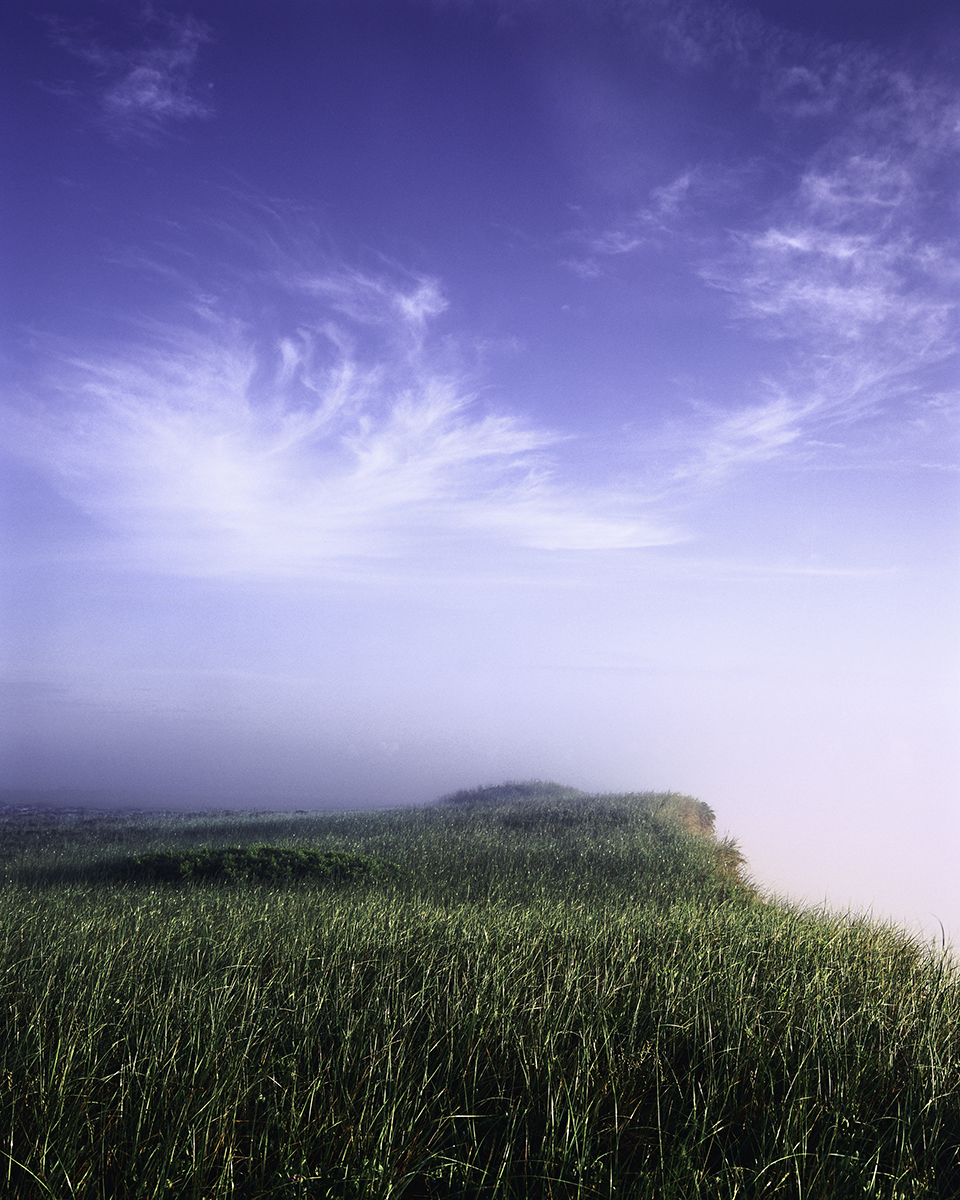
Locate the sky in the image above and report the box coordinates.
[1,0,958,945]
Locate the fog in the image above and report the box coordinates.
[2,0,958,949]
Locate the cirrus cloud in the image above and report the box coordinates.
[44,7,213,140]
[567,0,959,486]
[6,266,680,579]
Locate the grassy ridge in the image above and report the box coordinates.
[0,787,957,1198]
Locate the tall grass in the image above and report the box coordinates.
[0,789,957,1198]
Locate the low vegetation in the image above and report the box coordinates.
[0,783,956,1198]
[115,845,398,886]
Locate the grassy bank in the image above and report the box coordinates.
[0,787,957,1198]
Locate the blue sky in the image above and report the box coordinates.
[2,0,958,943]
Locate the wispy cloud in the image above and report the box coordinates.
[7,264,679,580]
[672,396,804,485]
[562,170,705,277]
[45,8,213,140]
[687,137,958,483]
[570,1,960,486]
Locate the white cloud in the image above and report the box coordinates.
[7,268,680,579]
[635,0,771,76]
[696,126,958,469]
[469,498,678,551]
[47,9,213,139]
[569,2,959,485]
[674,396,803,485]
[712,219,952,355]
[563,169,702,275]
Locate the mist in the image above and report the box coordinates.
[2,0,958,948]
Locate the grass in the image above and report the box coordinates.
[0,784,957,1198]
[114,845,399,886]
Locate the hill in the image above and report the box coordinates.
[0,783,956,1198]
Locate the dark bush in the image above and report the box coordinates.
[116,845,397,886]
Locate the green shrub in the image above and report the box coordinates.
[116,844,397,886]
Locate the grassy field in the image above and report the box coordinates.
[0,784,957,1198]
